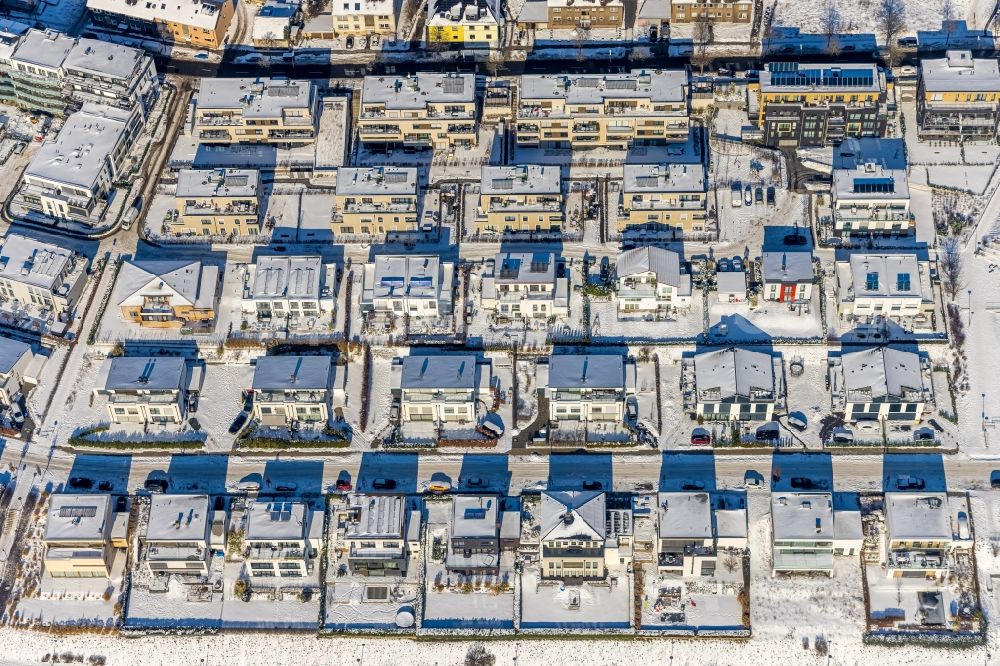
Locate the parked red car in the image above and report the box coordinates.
[690,433,712,446]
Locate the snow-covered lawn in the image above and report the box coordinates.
[772,0,979,38]
[520,568,631,630]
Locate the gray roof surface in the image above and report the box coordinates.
[842,254,922,298]
[248,256,323,300]
[833,138,909,200]
[760,62,882,93]
[370,255,442,299]
[451,495,499,539]
[771,492,833,541]
[547,354,624,390]
[63,37,146,80]
[11,29,73,69]
[116,260,218,310]
[493,252,556,284]
[44,493,112,542]
[24,104,130,190]
[761,251,813,283]
[716,270,746,294]
[520,70,687,104]
[657,492,712,540]
[145,495,210,542]
[480,164,561,196]
[616,246,682,287]
[840,346,923,400]
[346,494,405,538]
[920,51,1000,92]
[362,73,476,109]
[100,356,186,392]
[0,335,31,375]
[335,167,418,196]
[252,355,331,390]
[885,493,951,541]
[540,491,605,541]
[176,168,260,198]
[246,499,308,541]
[0,234,77,291]
[197,78,314,118]
[694,347,774,400]
[400,354,479,390]
[623,163,705,193]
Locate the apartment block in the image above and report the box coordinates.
[619,163,707,234]
[43,494,127,578]
[19,104,135,224]
[341,494,419,577]
[834,254,933,320]
[94,356,189,425]
[332,166,419,237]
[173,168,261,236]
[244,499,323,578]
[761,251,813,302]
[116,259,220,328]
[692,347,779,422]
[426,0,501,48]
[481,251,569,320]
[615,246,692,315]
[771,492,863,576]
[358,73,478,149]
[87,0,236,49]
[832,138,912,238]
[545,0,623,29]
[332,0,397,36]
[360,254,455,318]
[475,164,563,235]
[750,62,887,147]
[830,346,929,423]
[251,355,341,426]
[142,494,212,576]
[918,50,1000,140]
[192,78,318,146]
[392,353,492,423]
[539,353,636,423]
[517,70,689,149]
[0,30,158,120]
[670,0,752,22]
[241,255,335,324]
[0,233,89,317]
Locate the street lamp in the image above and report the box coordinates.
[968,289,973,330]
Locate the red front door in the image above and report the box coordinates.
[780,284,795,302]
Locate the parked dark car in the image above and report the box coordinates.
[690,432,712,446]
[790,477,815,489]
[681,481,706,491]
[784,233,808,246]
[228,411,248,434]
[372,478,396,490]
[766,186,776,206]
[68,477,93,489]
[144,478,168,494]
[335,478,352,491]
[582,480,603,491]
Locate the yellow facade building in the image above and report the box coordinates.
[426,0,501,47]
[918,51,1000,139]
[517,70,689,149]
[475,164,563,235]
[192,77,318,146]
[43,494,127,578]
[87,0,235,49]
[358,72,478,149]
[619,163,708,235]
[333,166,420,237]
[172,168,262,237]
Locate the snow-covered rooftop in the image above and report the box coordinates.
[87,0,229,31]
[520,70,688,104]
[546,354,625,390]
[44,494,112,542]
[428,0,500,25]
[399,354,480,390]
[451,495,499,539]
[63,37,149,80]
[116,260,219,310]
[761,251,813,284]
[98,356,186,392]
[24,104,131,190]
[920,51,1000,93]
[840,346,924,402]
[759,62,883,93]
[623,163,705,193]
[494,252,556,284]
[247,256,323,301]
[10,28,73,69]
[362,73,476,109]
[715,270,746,295]
[657,492,711,540]
[369,255,442,299]
[346,494,405,539]
[540,491,605,542]
[246,499,308,541]
[840,254,922,299]
[0,335,31,375]
[332,0,394,17]
[480,164,561,196]
[616,246,683,287]
[884,493,951,543]
[196,78,315,118]
[694,347,775,402]
[771,492,833,541]
[176,168,260,199]
[832,138,909,201]
[251,355,331,391]
[145,495,210,543]
[335,167,418,196]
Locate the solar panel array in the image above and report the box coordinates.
[767,63,874,89]
[605,79,637,91]
[267,85,301,97]
[852,177,895,194]
[59,505,98,518]
[442,77,465,94]
[491,178,513,190]
[383,171,409,184]
[635,176,661,188]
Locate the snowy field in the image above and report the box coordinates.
[772,0,982,37]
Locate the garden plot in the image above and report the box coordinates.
[422,500,515,630]
[588,296,705,342]
[708,294,823,341]
[519,568,631,631]
[783,349,840,450]
[772,0,976,36]
[637,561,747,631]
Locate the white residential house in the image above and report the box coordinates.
[692,347,780,422]
[761,251,813,303]
[244,499,324,578]
[115,259,220,329]
[657,492,748,576]
[361,254,454,319]
[93,356,189,425]
[0,336,32,407]
[43,493,128,578]
[447,495,502,574]
[884,493,973,579]
[835,254,933,320]
[716,269,747,303]
[771,492,863,576]
[142,494,212,576]
[830,346,930,423]
[539,490,608,580]
[0,233,89,319]
[241,255,335,326]
[831,138,912,238]
[341,494,420,577]
[615,246,692,316]
[480,252,568,320]
[251,355,343,426]
[539,354,637,424]
[392,354,492,424]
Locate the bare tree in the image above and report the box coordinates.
[465,645,495,666]
[692,15,715,74]
[821,0,842,49]
[828,34,843,57]
[940,235,965,301]
[941,0,958,47]
[574,26,592,63]
[875,0,907,56]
